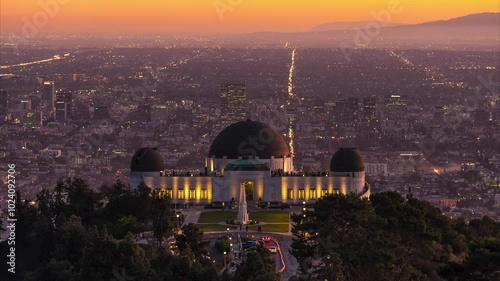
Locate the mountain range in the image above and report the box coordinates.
[223,13,499,48]
[310,13,499,32]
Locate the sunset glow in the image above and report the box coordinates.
[1,0,499,34]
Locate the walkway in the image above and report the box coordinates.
[181,206,204,225]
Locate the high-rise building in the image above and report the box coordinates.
[20,100,32,111]
[384,94,407,121]
[30,96,41,111]
[22,111,43,129]
[335,97,359,125]
[220,83,246,128]
[311,96,325,116]
[42,81,55,112]
[55,91,73,121]
[0,90,7,116]
[362,97,377,123]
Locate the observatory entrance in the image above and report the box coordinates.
[241,181,254,201]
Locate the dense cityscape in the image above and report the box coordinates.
[1,44,498,221]
[0,3,499,280]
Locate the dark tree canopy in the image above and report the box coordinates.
[290,192,500,281]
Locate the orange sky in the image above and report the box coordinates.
[1,0,498,35]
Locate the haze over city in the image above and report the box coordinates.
[1,0,499,34]
[0,1,499,281]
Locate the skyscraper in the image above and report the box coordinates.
[220,83,246,128]
[362,97,377,123]
[335,97,359,125]
[384,94,407,121]
[42,81,55,112]
[20,100,32,111]
[55,91,73,121]
[0,90,7,116]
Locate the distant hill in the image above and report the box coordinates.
[412,12,500,27]
[380,12,500,39]
[310,21,402,32]
[221,13,499,48]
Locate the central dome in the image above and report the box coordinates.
[209,120,290,159]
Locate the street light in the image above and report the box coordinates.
[176,214,180,229]
[223,251,227,269]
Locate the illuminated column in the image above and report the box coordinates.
[283,156,286,172]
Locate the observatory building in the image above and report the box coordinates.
[130,120,370,205]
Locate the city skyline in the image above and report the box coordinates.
[0,2,499,280]
[1,0,499,35]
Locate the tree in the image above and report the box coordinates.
[134,181,153,221]
[290,192,477,281]
[233,246,280,281]
[23,260,80,281]
[101,180,140,221]
[150,188,174,247]
[175,223,205,255]
[439,237,500,280]
[64,177,102,222]
[52,216,87,268]
[215,236,231,254]
[81,226,153,281]
[151,251,220,281]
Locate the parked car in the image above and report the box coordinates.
[269,246,277,253]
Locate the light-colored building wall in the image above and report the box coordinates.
[133,169,368,204]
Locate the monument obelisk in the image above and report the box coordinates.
[237,183,249,225]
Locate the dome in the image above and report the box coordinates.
[330,148,364,172]
[209,120,290,159]
[131,147,165,172]
[225,159,270,171]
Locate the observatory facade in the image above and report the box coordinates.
[131,120,370,205]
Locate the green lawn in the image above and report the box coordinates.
[248,224,289,233]
[197,224,237,232]
[249,211,289,223]
[197,211,237,223]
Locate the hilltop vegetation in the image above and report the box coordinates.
[290,192,500,281]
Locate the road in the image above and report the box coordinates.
[203,231,298,280]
